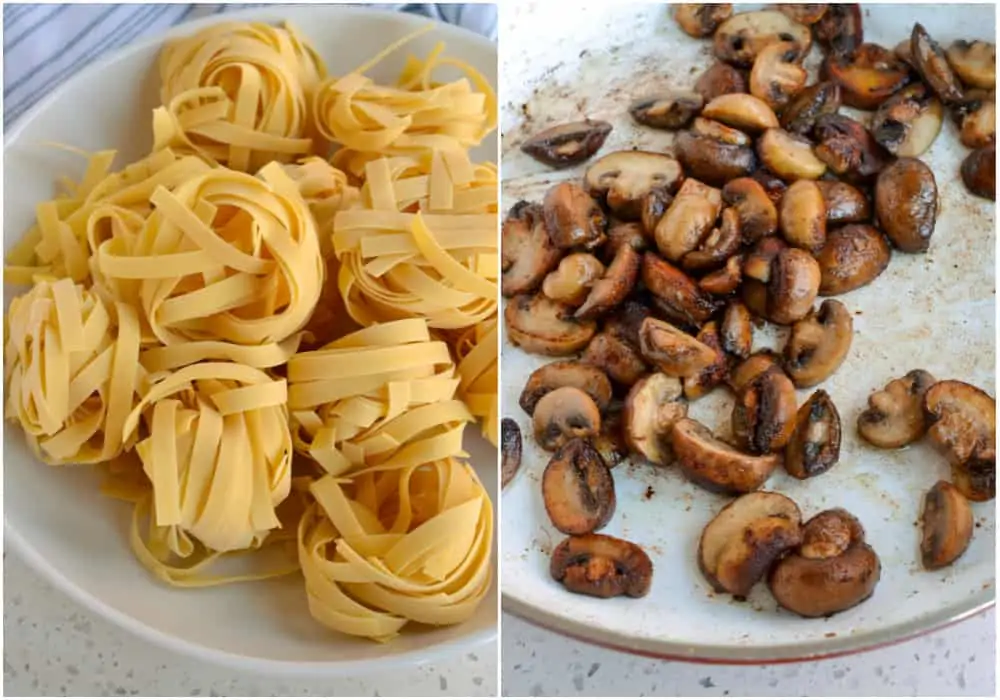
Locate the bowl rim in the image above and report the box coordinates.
[3,3,497,676]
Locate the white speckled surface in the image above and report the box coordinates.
[2,551,497,697]
[501,610,995,697]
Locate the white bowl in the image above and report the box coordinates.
[500,1,995,663]
[3,5,497,675]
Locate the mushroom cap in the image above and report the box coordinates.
[924,380,996,501]
[630,91,704,130]
[501,418,523,489]
[816,224,892,295]
[921,480,974,570]
[757,128,828,182]
[541,253,606,307]
[785,389,842,479]
[542,181,608,250]
[722,177,778,242]
[542,438,616,535]
[961,145,996,201]
[638,317,718,378]
[623,372,687,466]
[702,93,780,133]
[814,180,871,224]
[641,252,721,325]
[681,207,742,272]
[654,178,724,261]
[673,131,757,186]
[750,41,809,110]
[532,386,602,451]
[713,10,811,68]
[521,120,613,168]
[695,62,749,102]
[501,201,562,297]
[732,366,799,454]
[814,3,863,55]
[674,3,734,38]
[505,293,597,356]
[767,247,821,325]
[581,332,649,387]
[683,321,731,400]
[911,22,965,103]
[585,151,684,220]
[823,43,912,110]
[519,360,613,415]
[784,298,853,388]
[870,83,944,158]
[857,369,936,448]
[550,533,654,598]
[781,81,842,135]
[729,350,782,393]
[672,417,780,494]
[875,156,939,253]
[946,39,996,90]
[576,241,641,320]
[780,179,828,254]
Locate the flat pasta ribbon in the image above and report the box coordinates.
[453,316,498,447]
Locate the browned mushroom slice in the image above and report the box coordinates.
[699,491,803,597]
[674,3,733,37]
[630,91,705,130]
[699,254,744,295]
[816,224,892,295]
[740,235,786,309]
[955,90,996,149]
[780,180,827,254]
[683,322,731,400]
[769,508,881,618]
[752,170,790,206]
[815,180,871,224]
[784,299,852,388]
[542,253,606,307]
[582,332,649,387]
[542,438,616,535]
[729,350,782,393]
[640,187,674,238]
[722,177,777,242]
[911,23,965,103]
[695,62,749,102]
[592,404,628,469]
[777,4,827,24]
[858,369,936,448]
[713,10,811,68]
[623,372,688,465]
[692,115,753,146]
[501,418,522,489]
[603,222,649,262]
[874,158,938,253]
[502,201,563,298]
[602,298,653,348]
[946,40,996,90]
[702,93,780,133]
[672,417,781,494]
[576,244,641,320]
[519,360,613,415]
[758,128,827,181]
[962,145,996,200]
[652,178,723,262]
[921,480,975,570]
[785,389,841,479]
[813,113,892,182]
[781,81,842,136]
[521,120,613,168]
[924,380,996,502]
[894,37,916,67]
[766,247,821,325]
[824,44,911,111]
[870,84,944,157]
[533,386,602,452]
[584,151,684,221]
[550,533,654,598]
[750,41,808,110]
[682,207,742,271]
[721,300,753,359]
[673,130,757,186]
[505,293,597,356]
[732,366,798,454]
[638,317,718,378]
[542,182,607,250]
[814,3,863,54]
[642,252,721,325]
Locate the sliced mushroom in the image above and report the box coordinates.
[642,252,721,325]
[729,350,782,393]
[542,253,606,307]
[695,62,749,102]
[630,91,704,130]
[699,491,803,597]
[769,508,881,618]
[603,221,649,261]
[638,317,718,378]
[813,3,863,55]
[674,3,733,38]
[681,207,742,271]
[623,372,688,466]
[921,480,975,570]
[781,81,842,136]
[652,178,722,261]
[505,293,597,356]
[911,23,965,103]
[502,201,562,297]
[602,298,653,348]
[924,380,996,502]
[673,130,757,185]
[720,178,776,242]
[576,244,641,320]
[824,43,912,111]
[550,533,653,599]
[683,321,731,400]
[946,40,996,90]
[813,113,892,182]
[780,180,827,254]
[699,254,744,295]
[777,4,828,25]
[542,438,616,535]
[785,389,842,479]
[519,360,614,415]
[857,369,936,448]
[542,182,607,250]
[521,120,613,168]
[895,38,916,68]
[766,247,821,325]
[690,119,749,150]
[702,93,780,133]
[757,128,827,181]
[592,404,628,469]
[750,41,808,110]
[955,91,995,149]
[584,151,685,220]
[672,417,781,494]
[816,224,892,295]
[732,366,798,454]
[740,235,786,317]
[721,300,753,359]
[533,386,602,451]
[713,10,811,68]
[501,418,522,489]
[870,84,944,157]
[581,332,649,387]
[640,187,675,238]
[815,180,871,224]
[875,158,938,253]
[783,299,853,388]
[962,144,996,200]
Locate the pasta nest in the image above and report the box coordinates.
[452,316,498,447]
[4,279,142,465]
[155,21,327,172]
[286,318,472,477]
[92,162,325,347]
[298,458,493,641]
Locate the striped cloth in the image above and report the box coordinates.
[2,3,497,128]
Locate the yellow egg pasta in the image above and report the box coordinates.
[453,316,498,447]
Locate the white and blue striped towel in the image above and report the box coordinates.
[2,3,497,128]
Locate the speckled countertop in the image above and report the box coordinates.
[2,551,497,697]
[502,611,995,697]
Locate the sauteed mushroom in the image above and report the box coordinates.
[638,317,718,378]
[702,93,780,133]
[519,360,614,415]
[695,62,749,102]
[674,3,733,38]
[785,389,842,479]
[813,3,863,55]
[722,177,778,241]
[653,178,723,261]
[875,158,938,253]
[603,221,649,260]
[582,332,649,387]
[683,321,731,400]
[911,23,965,103]
[721,300,753,359]
[750,41,808,110]
[576,244,641,320]
[815,224,892,295]
[502,201,563,297]
[858,369,936,448]
[585,151,685,220]
[777,4,828,25]
[542,253,606,307]
[543,182,607,250]
[946,40,996,90]
[672,418,781,494]
[699,254,744,295]
[781,81,842,135]
[921,480,974,570]
[505,293,597,356]
[824,43,911,110]
[692,117,753,146]
[533,386,602,451]
[780,180,827,253]
[673,130,757,185]
[784,299,853,388]
[729,350,782,393]
[642,252,721,325]
[962,145,996,200]
[501,418,523,488]
[542,438,616,534]
[955,90,996,149]
[815,180,871,224]
[870,84,944,157]
[623,372,688,466]
[522,120,613,168]
[732,366,798,454]
[682,207,742,271]
[757,128,828,181]
[713,10,812,68]
[813,113,892,182]
[630,91,704,130]
[551,533,653,599]
[924,380,996,502]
